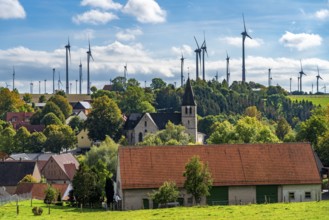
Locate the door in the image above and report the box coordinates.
[206,186,229,205]
[256,185,278,204]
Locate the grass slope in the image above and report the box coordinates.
[289,95,329,107]
[1,200,329,220]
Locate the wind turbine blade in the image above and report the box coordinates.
[242,13,246,32]
[300,60,303,72]
[194,36,200,49]
[246,33,252,39]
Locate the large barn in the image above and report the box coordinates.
[116,143,321,210]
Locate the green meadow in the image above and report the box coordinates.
[289,95,329,107]
[0,199,328,220]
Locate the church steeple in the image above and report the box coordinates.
[181,77,198,143]
[182,78,196,106]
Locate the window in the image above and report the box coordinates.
[185,107,188,114]
[187,197,193,204]
[305,192,311,199]
[289,192,295,200]
[189,107,192,114]
[145,129,147,133]
[139,132,143,142]
[145,121,147,127]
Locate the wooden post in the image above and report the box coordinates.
[48,203,50,215]
[80,203,83,213]
[30,198,32,207]
[16,200,19,215]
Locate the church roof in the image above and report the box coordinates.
[149,113,181,129]
[182,78,196,106]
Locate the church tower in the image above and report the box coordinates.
[181,78,198,143]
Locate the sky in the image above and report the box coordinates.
[0,0,329,94]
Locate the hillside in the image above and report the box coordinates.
[289,95,329,107]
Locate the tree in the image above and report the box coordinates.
[19,174,38,183]
[317,131,329,166]
[244,106,261,120]
[111,76,126,92]
[139,121,192,146]
[150,78,166,90]
[150,181,179,207]
[276,117,292,141]
[72,163,100,206]
[29,109,42,125]
[48,95,72,118]
[68,116,84,133]
[183,156,212,205]
[27,132,46,153]
[85,96,123,141]
[39,95,47,103]
[41,101,65,123]
[0,88,26,119]
[41,112,63,126]
[207,121,235,144]
[23,93,32,103]
[44,185,58,204]
[0,126,16,154]
[14,126,31,152]
[44,125,77,153]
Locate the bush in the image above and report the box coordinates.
[32,207,43,216]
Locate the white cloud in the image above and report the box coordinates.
[72,9,118,25]
[73,29,95,40]
[171,45,193,57]
[222,37,263,48]
[0,0,26,19]
[115,28,143,41]
[279,31,322,51]
[314,9,329,20]
[123,0,166,24]
[80,0,122,10]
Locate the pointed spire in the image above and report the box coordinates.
[182,78,196,106]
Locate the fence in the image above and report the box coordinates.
[0,192,32,206]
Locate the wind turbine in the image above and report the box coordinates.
[39,81,41,94]
[226,51,230,85]
[5,82,11,89]
[268,68,272,87]
[289,77,292,93]
[299,60,306,92]
[241,14,252,83]
[316,66,323,94]
[297,76,300,92]
[201,32,208,81]
[58,71,63,90]
[52,68,55,94]
[194,36,201,80]
[124,63,128,86]
[30,82,33,94]
[215,71,219,82]
[86,40,94,95]
[65,38,71,94]
[12,66,15,91]
[323,84,327,94]
[44,79,47,94]
[79,60,82,94]
[180,53,184,87]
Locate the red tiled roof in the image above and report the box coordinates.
[119,143,321,190]
[15,183,69,200]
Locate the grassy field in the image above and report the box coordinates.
[289,95,329,107]
[1,200,329,220]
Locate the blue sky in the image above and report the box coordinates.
[0,0,329,94]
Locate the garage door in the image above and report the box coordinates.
[206,186,228,205]
[256,185,278,204]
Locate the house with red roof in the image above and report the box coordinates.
[41,153,79,184]
[116,143,321,210]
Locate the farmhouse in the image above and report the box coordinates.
[116,143,321,210]
[124,78,204,145]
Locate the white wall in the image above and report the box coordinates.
[281,184,321,202]
[229,186,256,205]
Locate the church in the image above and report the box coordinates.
[124,78,204,145]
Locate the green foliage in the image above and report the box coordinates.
[276,117,292,141]
[139,121,192,146]
[183,156,213,205]
[44,185,58,204]
[151,78,166,90]
[23,93,32,103]
[27,132,46,153]
[68,116,84,133]
[207,121,235,144]
[48,95,72,118]
[44,124,77,153]
[41,101,65,123]
[86,95,123,141]
[38,95,47,103]
[317,131,329,166]
[14,126,31,152]
[0,126,16,154]
[0,88,26,119]
[41,112,63,126]
[111,76,126,92]
[150,181,179,207]
[19,174,38,183]
[32,206,43,216]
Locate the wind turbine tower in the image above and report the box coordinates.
[299,60,306,92]
[124,63,128,86]
[86,40,94,95]
[53,68,55,94]
[268,68,272,87]
[316,66,323,93]
[65,38,71,94]
[194,37,201,80]
[241,14,252,82]
[289,77,292,93]
[30,82,33,94]
[12,66,15,91]
[226,51,230,85]
[201,33,208,81]
[44,80,47,94]
[79,60,82,94]
[180,54,184,87]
